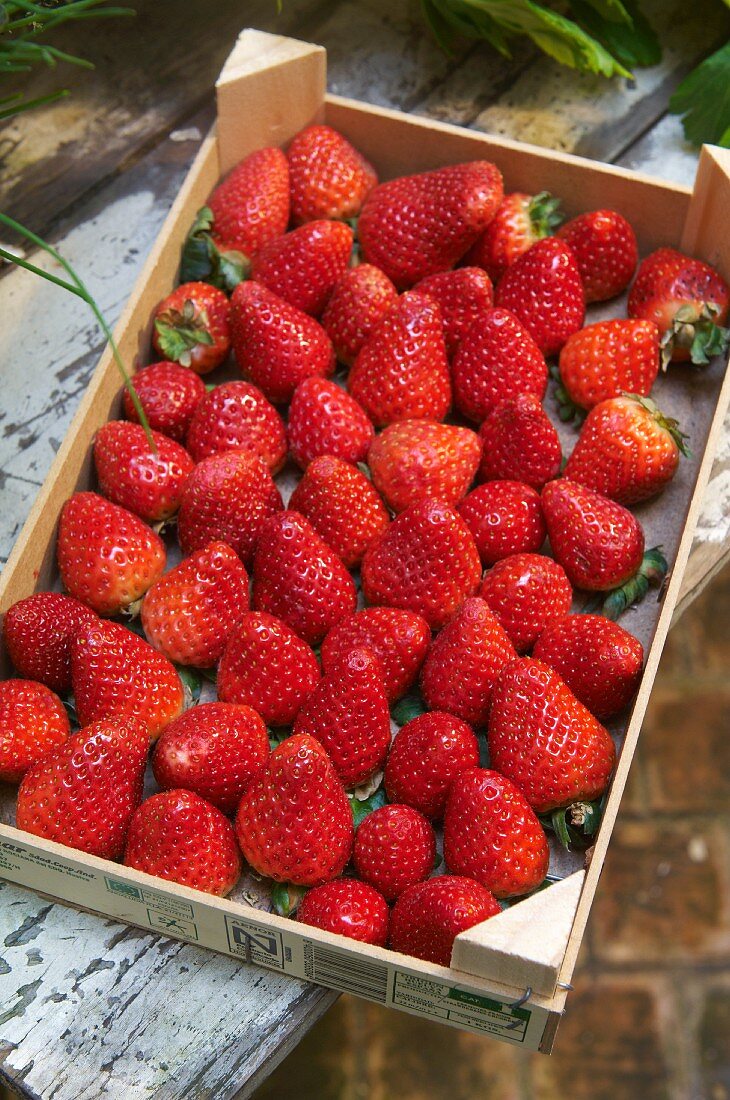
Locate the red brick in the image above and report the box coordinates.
[699,985,730,1100]
[640,691,730,811]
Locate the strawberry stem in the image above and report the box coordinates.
[541,798,604,851]
[602,546,668,620]
[660,302,730,369]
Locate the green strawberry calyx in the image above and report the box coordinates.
[154,299,214,368]
[541,798,604,851]
[660,301,730,369]
[622,393,691,457]
[180,205,250,293]
[550,362,584,424]
[528,191,563,239]
[270,881,308,917]
[602,546,668,620]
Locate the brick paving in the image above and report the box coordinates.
[256,565,730,1100]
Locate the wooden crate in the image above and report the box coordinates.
[2,29,730,1054]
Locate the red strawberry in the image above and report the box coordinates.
[533,614,644,718]
[384,712,479,820]
[348,291,451,426]
[414,267,494,357]
[321,607,430,704]
[153,703,269,814]
[465,190,563,282]
[478,394,562,489]
[185,381,287,471]
[556,319,660,416]
[235,733,354,885]
[287,377,374,469]
[252,511,357,645]
[288,455,389,568]
[0,679,70,783]
[124,790,241,896]
[354,804,436,901]
[230,282,335,404]
[420,597,516,726]
[321,264,398,366]
[297,879,389,946]
[16,716,148,858]
[152,282,230,374]
[358,161,504,289]
[71,618,184,741]
[444,769,549,897]
[141,542,249,667]
[177,450,283,566]
[94,421,194,523]
[368,420,481,513]
[361,499,481,630]
[389,876,500,966]
[488,658,616,812]
[495,238,585,356]
[457,480,546,566]
[287,124,378,225]
[557,209,637,302]
[123,362,206,443]
[207,146,289,256]
[564,394,687,504]
[628,247,730,365]
[58,492,166,616]
[294,647,391,789]
[452,307,548,423]
[217,611,320,727]
[542,479,645,593]
[478,552,573,653]
[251,220,354,316]
[3,592,97,693]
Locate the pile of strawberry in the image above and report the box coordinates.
[2,124,729,969]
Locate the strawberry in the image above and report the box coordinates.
[354,804,436,901]
[384,712,479,820]
[123,362,206,443]
[389,876,500,966]
[3,592,97,693]
[230,282,335,404]
[152,703,269,814]
[477,552,573,653]
[287,377,374,469]
[16,716,148,858]
[457,480,546,566]
[420,597,516,726]
[495,238,585,356]
[321,607,430,704]
[533,614,644,718]
[557,209,638,302]
[358,161,504,289]
[177,449,283,566]
[465,191,563,282]
[288,455,390,568]
[207,146,289,256]
[58,492,166,616]
[478,394,562,489]
[361,499,481,630]
[185,380,287,471]
[297,879,389,946]
[444,769,549,897]
[368,420,481,514]
[0,679,70,783]
[93,421,194,523]
[488,658,616,812]
[152,282,230,374]
[628,247,730,365]
[452,307,548,423]
[71,618,184,741]
[348,291,451,426]
[250,220,354,316]
[414,267,494,357]
[236,733,354,885]
[253,511,357,645]
[556,319,660,417]
[124,790,241,896]
[563,394,687,504]
[294,647,391,788]
[141,542,249,667]
[321,264,398,366]
[217,611,320,727]
[287,124,378,225]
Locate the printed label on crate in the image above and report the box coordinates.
[391,972,531,1040]
[0,838,97,882]
[146,909,199,940]
[104,877,195,920]
[224,914,287,969]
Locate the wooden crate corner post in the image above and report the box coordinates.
[680,144,730,278]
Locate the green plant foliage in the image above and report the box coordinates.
[670,39,730,147]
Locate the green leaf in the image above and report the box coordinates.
[350,787,388,827]
[569,0,632,22]
[391,692,427,726]
[270,882,308,917]
[568,0,660,67]
[670,40,730,148]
